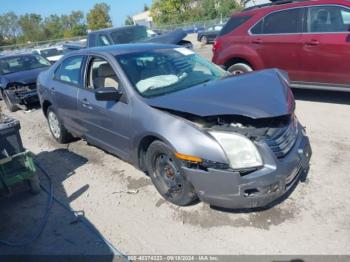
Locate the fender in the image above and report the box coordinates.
[215,43,265,70]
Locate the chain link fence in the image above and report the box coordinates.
[153,17,229,31]
[0,36,86,54]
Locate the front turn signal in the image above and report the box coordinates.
[175,153,202,163]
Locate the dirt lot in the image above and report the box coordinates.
[1,40,350,256]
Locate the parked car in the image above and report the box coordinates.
[33,46,65,63]
[0,53,51,111]
[66,25,193,50]
[197,25,224,45]
[213,0,350,91]
[37,44,311,209]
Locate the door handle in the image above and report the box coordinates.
[305,39,320,46]
[80,98,93,110]
[49,87,56,93]
[252,38,263,44]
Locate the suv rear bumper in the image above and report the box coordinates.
[183,125,311,209]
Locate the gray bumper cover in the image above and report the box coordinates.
[183,125,312,209]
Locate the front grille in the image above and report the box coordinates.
[265,121,298,158]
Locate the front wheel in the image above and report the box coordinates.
[145,141,198,206]
[227,63,253,76]
[47,106,72,143]
[3,91,18,112]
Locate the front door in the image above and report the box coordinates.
[77,55,132,159]
[300,5,350,86]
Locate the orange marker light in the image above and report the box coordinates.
[175,153,202,163]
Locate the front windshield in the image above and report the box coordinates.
[0,54,51,75]
[111,26,156,44]
[116,48,226,98]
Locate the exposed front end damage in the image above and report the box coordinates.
[163,109,312,209]
[3,82,39,109]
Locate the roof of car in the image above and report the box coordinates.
[241,0,349,15]
[0,52,34,59]
[75,43,179,56]
[89,25,146,34]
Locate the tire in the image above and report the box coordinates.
[145,141,198,206]
[3,91,18,112]
[201,36,208,45]
[28,174,41,194]
[227,63,253,76]
[46,106,72,143]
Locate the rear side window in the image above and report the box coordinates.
[307,5,350,32]
[55,56,84,85]
[251,8,304,34]
[219,16,251,36]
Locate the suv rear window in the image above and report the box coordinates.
[219,16,251,36]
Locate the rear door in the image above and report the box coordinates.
[52,55,85,134]
[77,55,132,159]
[249,7,305,81]
[300,4,350,86]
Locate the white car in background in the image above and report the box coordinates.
[33,46,64,63]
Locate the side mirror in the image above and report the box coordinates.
[95,87,122,101]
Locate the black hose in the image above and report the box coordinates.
[0,159,127,261]
[0,160,53,246]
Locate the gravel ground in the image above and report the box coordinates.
[0,37,350,256]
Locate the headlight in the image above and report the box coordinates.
[209,132,263,170]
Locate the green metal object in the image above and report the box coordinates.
[0,151,40,193]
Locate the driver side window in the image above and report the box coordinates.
[87,57,119,90]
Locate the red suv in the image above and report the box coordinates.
[213,0,350,91]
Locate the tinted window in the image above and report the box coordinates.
[55,56,83,85]
[98,35,111,46]
[307,6,350,32]
[110,26,153,44]
[219,16,251,36]
[252,8,303,34]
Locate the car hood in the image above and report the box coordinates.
[146,69,292,119]
[143,29,187,45]
[1,67,49,85]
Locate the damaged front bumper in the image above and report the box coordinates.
[4,86,39,107]
[183,124,312,209]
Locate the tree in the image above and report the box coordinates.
[0,12,19,41]
[151,0,193,25]
[217,0,239,17]
[43,14,64,39]
[144,4,150,11]
[87,3,112,31]
[18,13,45,42]
[124,16,134,26]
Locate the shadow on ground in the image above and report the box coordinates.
[0,149,122,259]
[293,88,350,105]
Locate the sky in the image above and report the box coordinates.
[0,0,153,26]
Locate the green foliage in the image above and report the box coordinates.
[87,3,112,31]
[124,16,134,26]
[151,0,240,26]
[18,13,45,42]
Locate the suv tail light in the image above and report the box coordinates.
[213,38,222,53]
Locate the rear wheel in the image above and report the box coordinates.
[47,106,72,143]
[3,91,18,112]
[201,36,208,45]
[145,141,198,206]
[227,63,253,76]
